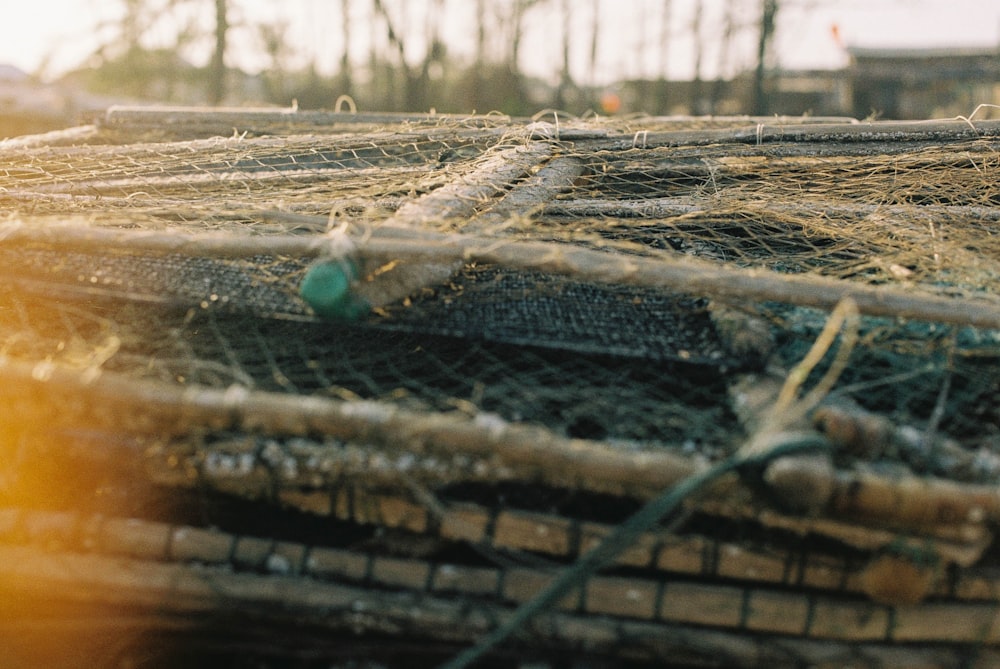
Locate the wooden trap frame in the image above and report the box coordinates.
[1,107,1000,668]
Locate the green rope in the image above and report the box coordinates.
[436,434,829,669]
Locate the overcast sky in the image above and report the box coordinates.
[2,0,1000,86]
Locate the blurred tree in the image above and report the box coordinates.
[752,0,779,114]
[659,0,672,82]
[114,0,153,56]
[587,0,599,87]
[258,18,292,102]
[63,0,813,117]
[372,0,420,109]
[208,0,229,104]
[338,0,353,97]
[82,0,194,100]
[418,0,448,109]
[79,0,234,103]
[690,0,704,113]
[504,0,545,112]
[289,64,337,108]
[555,0,572,109]
[472,0,486,110]
[710,0,737,113]
[511,1,533,65]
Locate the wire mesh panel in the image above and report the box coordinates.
[2,107,1000,669]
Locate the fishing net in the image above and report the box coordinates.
[2,107,1000,668]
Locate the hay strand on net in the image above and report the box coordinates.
[772,298,859,423]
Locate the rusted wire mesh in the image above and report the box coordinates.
[2,107,1000,668]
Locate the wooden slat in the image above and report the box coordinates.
[1,357,700,500]
[4,221,999,329]
[807,597,890,640]
[5,510,1000,648]
[7,543,998,668]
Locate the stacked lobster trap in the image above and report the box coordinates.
[1,106,1000,668]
